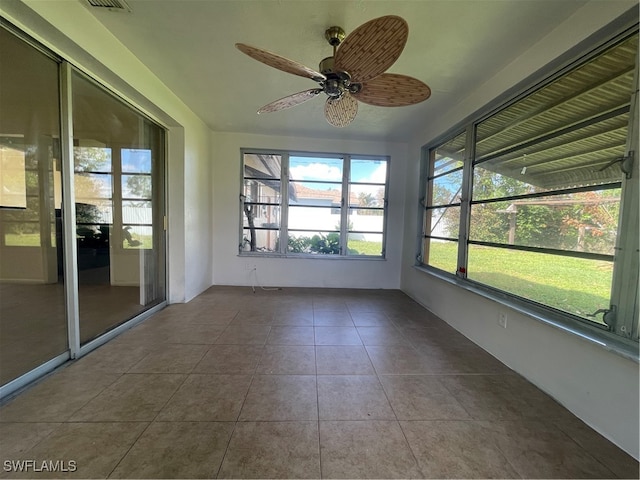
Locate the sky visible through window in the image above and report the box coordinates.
[122,149,151,173]
[290,156,386,191]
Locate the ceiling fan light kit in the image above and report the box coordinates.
[236,15,431,127]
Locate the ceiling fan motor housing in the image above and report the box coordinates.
[319,56,336,76]
[324,79,342,98]
[319,57,360,97]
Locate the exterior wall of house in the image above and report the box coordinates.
[2,0,214,302]
[401,0,639,457]
[212,131,408,289]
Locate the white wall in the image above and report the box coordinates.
[211,132,407,289]
[182,127,213,301]
[1,0,214,302]
[401,0,639,457]
[0,247,53,283]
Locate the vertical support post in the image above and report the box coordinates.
[59,62,80,358]
[508,209,516,245]
[416,146,432,264]
[457,124,476,277]
[609,61,639,339]
[340,155,350,255]
[37,134,56,283]
[381,156,390,258]
[280,153,289,255]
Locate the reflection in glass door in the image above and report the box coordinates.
[72,72,166,345]
[0,26,68,385]
[0,23,168,395]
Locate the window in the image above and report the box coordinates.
[419,28,639,342]
[0,135,27,209]
[241,151,388,257]
[121,148,154,249]
[422,132,466,273]
[348,158,387,256]
[241,153,282,252]
[74,145,113,250]
[1,136,44,246]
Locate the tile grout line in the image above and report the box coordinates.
[105,308,226,478]
[553,420,619,479]
[314,342,323,479]
[315,300,349,478]
[213,325,270,478]
[104,364,192,478]
[371,319,425,479]
[104,419,153,479]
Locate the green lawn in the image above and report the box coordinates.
[428,241,612,323]
[348,239,383,256]
[8,232,609,323]
[123,234,153,249]
[4,233,41,246]
[5,233,152,249]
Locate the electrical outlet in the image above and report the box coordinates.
[498,312,508,328]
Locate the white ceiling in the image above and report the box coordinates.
[82,0,590,142]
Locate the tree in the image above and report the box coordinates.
[357,191,376,216]
[358,192,375,207]
[559,190,620,254]
[309,233,340,254]
[468,168,620,254]
[375,187,385,207]
[125,175,152,204]
[243,202,256,251]
[468,169,533,243]
[74,147,111,173]
[430,182,461,238]
[74,147,110,202]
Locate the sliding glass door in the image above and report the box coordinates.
[0,22,167,391]
[72,72,166,345]
[0,26,67,385]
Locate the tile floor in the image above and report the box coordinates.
[0,280,149,385]
[0,286,638,479]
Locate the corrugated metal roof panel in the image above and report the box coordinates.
[474,32,637,190]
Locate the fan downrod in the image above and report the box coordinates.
[319,26,362,98]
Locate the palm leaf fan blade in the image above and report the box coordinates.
[334,16,408,83]
[236,43,326,82]
[258,89,323,114]
[354,73,431,107]
[324,93,358,127]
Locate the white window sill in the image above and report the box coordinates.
[412,264,639,363]
[238,252,386,261]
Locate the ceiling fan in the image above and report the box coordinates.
[236,15,431,128]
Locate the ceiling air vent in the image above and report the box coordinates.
[84,0,132,12]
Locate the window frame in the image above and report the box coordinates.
[420,131,467,274]
[239,148,390,259]
[416,16,639,352]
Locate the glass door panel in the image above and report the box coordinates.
[72,72,166,345]
[0,26,67,385]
